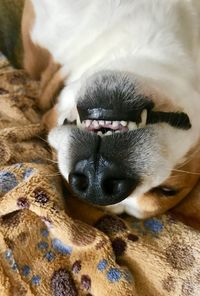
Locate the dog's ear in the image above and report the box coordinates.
[42,105,58,131]
[39,66,64,111]
[172,178,200,229]
[172,139,200,228]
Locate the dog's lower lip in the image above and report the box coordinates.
[77,107,143,122]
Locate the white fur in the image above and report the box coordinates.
[48,126,74,181]
[106,197,144,217]
[31,0,200,217]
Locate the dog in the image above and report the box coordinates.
[22,0,200,218]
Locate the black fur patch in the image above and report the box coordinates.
[78,72,153,120]
[77,72,191,130]
[147,111,191,130]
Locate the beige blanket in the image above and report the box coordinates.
[0,53,200,296]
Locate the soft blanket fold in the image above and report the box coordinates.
[0,53,200,296]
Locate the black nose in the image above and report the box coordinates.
[69,158,139,206]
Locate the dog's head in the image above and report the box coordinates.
[48,70,200,218]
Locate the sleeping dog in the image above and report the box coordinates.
[22,0,200,218]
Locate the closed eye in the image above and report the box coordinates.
[151,186,179,197]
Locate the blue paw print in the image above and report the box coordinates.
[97,259,132,284]
[40,228,49,238]
[0,171,18,193]
[144,218,164,234]
[44,251,55,262]
[106,268,122,283]
[4,249,41,284]
[37,241,49,251]
[22,265,41,286]
[31,275,41,286]
[4,249,19,272]
[52,239,72,255]
[97,259,108,271]
[23,168,35,180]
[22,265,31,277]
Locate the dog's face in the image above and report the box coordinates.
[49,70,200,218]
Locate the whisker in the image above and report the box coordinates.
[176,146,200,168]
[44,173,62,177]
[171,169,200,175]
[43,157,58,164]
[36,135,49,144]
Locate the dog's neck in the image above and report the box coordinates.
[31,0,200,87]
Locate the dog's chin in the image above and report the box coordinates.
[105,197,147,218]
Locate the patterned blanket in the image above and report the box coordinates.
[0,53,200,296]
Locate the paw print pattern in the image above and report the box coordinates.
[0,171,18,194]
[37,228,73,264]
[130,217,164,237]
[97,258,133,284]
[4,249,41,286]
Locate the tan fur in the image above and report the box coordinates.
[22,0,65,112]
[22,0,50,80]
[39,63,64,111]
[137,141,200,218]
[173,181,200,228]
[42,106,58,130]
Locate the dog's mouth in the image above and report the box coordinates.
[75,107,149,136]
[79,109,147,135]
[73,104,191,135]
[63,102,191,135]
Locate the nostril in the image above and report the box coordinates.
[103,178,129,196]
[69,158,140,205]
[69,173,89,192]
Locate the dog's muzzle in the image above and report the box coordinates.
[69,156,139,206]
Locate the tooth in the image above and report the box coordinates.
[85,119,91,127]
[99,120,104,126]
[105,131,112,136]
[112,121,119,129]
[76,114,82,128]
[93,120,99,128]
[115,130,120,133]
[139,109,147,128]
[128,122,137,130]
[106,121,111,125]
[121,121,127,126]
[97,131,103,136]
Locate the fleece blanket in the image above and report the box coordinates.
[0,53,200,296]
